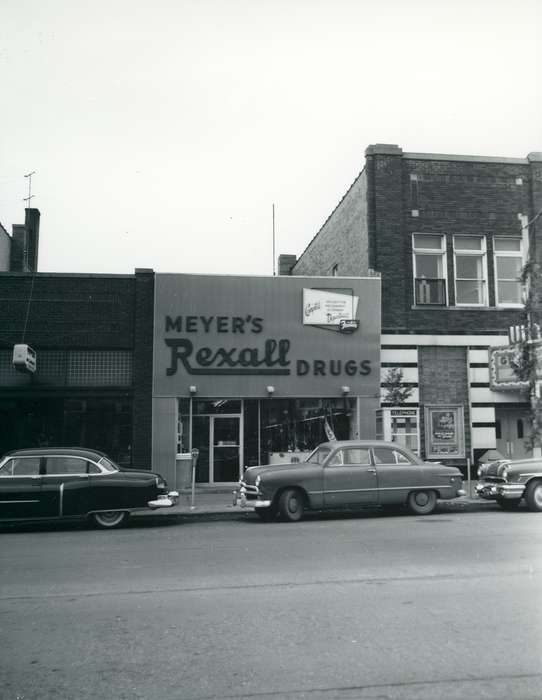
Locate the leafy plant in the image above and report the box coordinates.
[382,367,414,405]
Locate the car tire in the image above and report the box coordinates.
[496,497,521,511]
[255,506,276,522]
[278,488,305,522]
[525,480,542,512]
[407,490,437,515]
[91,511,129,529]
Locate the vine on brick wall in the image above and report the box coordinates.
[517,233,542,449]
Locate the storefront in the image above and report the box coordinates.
[152,274,381,486]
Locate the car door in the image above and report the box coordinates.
[0,456,43,519]
[41,456,93,517]
[372,447,422,505]
[323,447,378,508]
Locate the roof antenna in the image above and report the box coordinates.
[23,171,36,208]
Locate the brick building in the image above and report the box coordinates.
[282,144,542,468]
[0,208,40,272]
[0,268,154,467]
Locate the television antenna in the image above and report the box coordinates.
[23,171,36,208]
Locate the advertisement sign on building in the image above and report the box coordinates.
[424,405,465,459]
[489,346,529,392]
[153,274,380,398]
[302,288,359,329]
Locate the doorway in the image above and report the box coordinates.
[191,413,242,483]
[495,407,532,460]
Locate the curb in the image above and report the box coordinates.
[131,498,497,522]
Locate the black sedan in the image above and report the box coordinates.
[0,447,179,529]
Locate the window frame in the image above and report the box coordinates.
[493,236,524,308]
[453,235,488,307]
[327,447,372,467]
[412,233,448,306]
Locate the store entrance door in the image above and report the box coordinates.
[496,408,532,460]
[211,416,241,483]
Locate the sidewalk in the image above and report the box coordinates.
[132,481,493,521]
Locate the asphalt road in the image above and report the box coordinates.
[1,505,541,700]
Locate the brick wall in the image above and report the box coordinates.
[418,346,470,465]
[0,271,154,467]
[293,146,541,337]
[292,169,369,276]
[0,273,135,349]
[132,269,154,468]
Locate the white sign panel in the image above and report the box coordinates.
[303,288,359,326]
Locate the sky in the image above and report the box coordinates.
[1,0,541,276]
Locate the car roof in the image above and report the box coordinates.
[2,447,110,461]
[317,440,413,451]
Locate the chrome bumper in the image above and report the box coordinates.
[233,486,270,509]
[476,482,524,500]
[147,490,179,509]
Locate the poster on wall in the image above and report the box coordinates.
[424,405,465,459]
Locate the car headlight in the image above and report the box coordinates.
[501,468,508,481]
[155,475,166,489]
[255,475,261,488]
[477,467,482,478]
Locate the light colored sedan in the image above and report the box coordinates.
[234,440,465,522]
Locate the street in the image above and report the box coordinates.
[1,505,541,700]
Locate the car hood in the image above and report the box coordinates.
[243,462,311,484]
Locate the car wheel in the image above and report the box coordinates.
[255,506,276,522]
[278,488,304,522]
[407,490,437,515]
[496,497,521,511]
[91,511,129,529]
[525,480,542,512]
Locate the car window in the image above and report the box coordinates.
[328,448,371,466]
[306,446,331,465]
[45,457,89,475]
[88,462,102,474]
[394,450,413,464]
[373,448,414,465]
[0,457,41,476]
[98,457,119,473]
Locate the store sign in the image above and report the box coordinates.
[424,405,465,459]
[303,288,359,330]
[153,274,381,398]
[489,346,528,392]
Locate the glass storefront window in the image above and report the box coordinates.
[260,398,353,461]
[0,397,132,465]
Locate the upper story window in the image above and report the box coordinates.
[453,235,487,306]
[412,234,447,305]
[494,237,524,307]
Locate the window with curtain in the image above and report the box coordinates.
[412,234,447,305]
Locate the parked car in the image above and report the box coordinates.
[0,447,179,528]
[233,440,465,522]
[476,456,542,511]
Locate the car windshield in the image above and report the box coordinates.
[305,446,331,464]
[98,457,119,473]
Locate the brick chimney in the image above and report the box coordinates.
[10,208,40,272]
